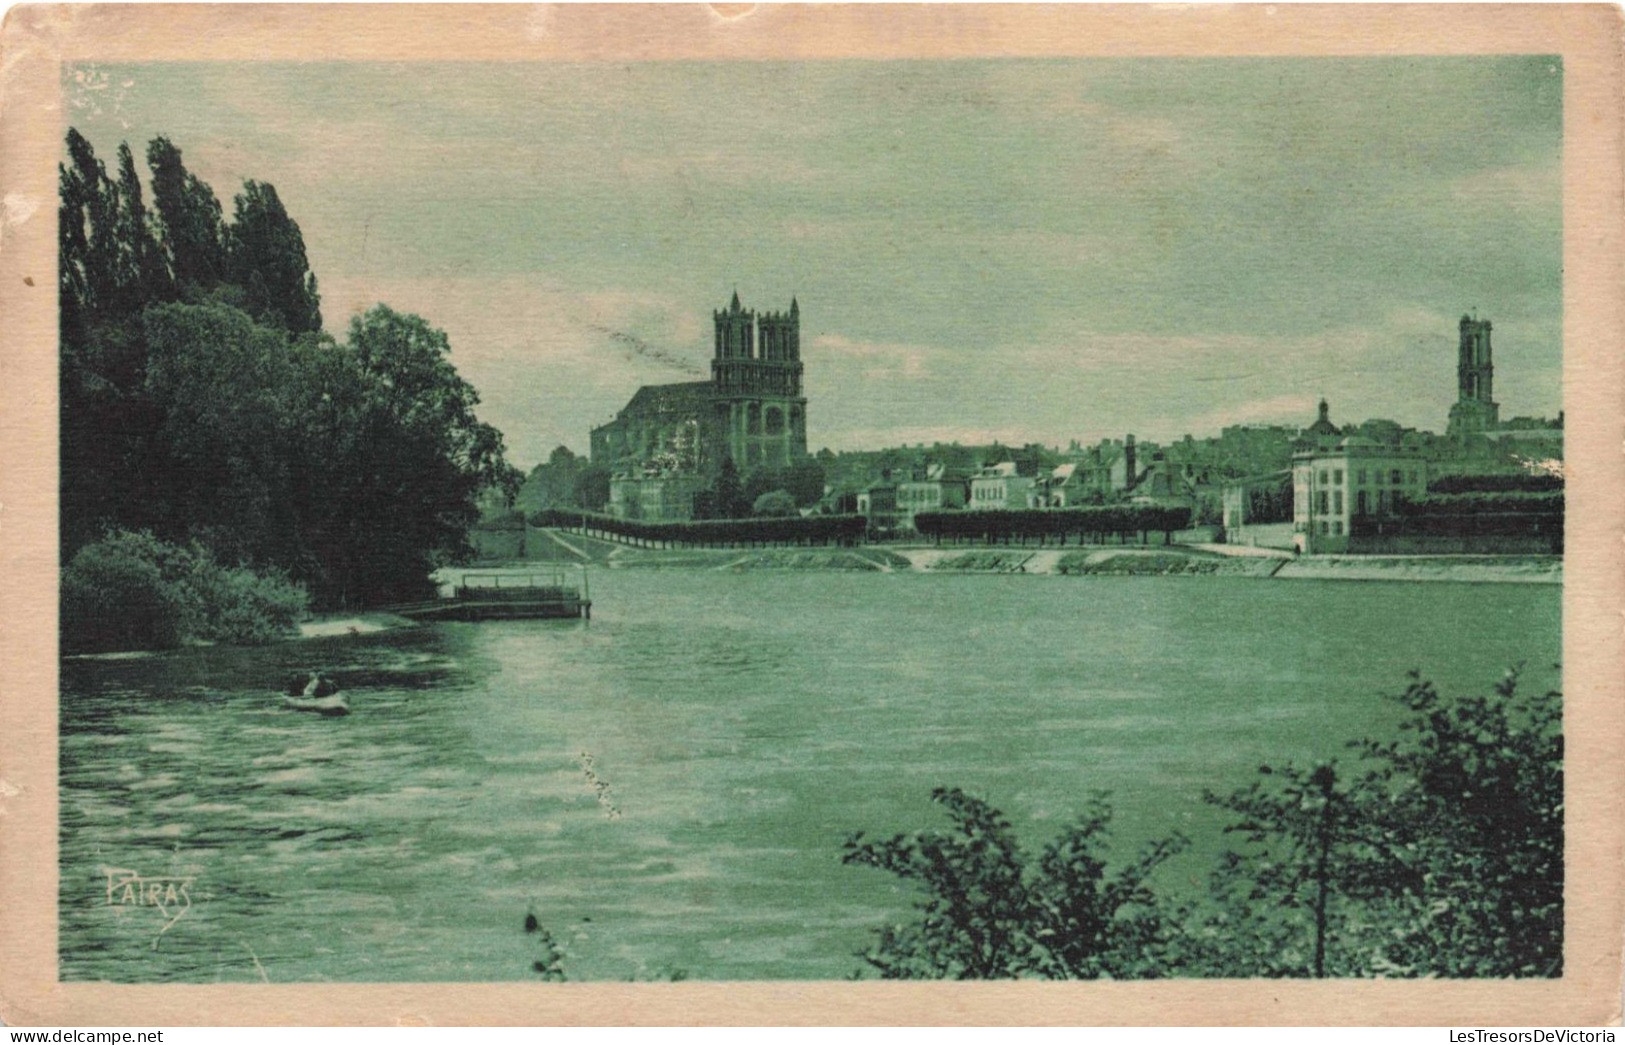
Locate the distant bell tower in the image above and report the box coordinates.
[1447,314,1500,439]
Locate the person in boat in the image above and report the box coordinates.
[298,671,340,699]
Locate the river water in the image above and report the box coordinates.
[59,570,1561,982]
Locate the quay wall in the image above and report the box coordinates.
[1226,522,1296,550]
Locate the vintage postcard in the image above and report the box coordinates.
[1,3,1621,1028]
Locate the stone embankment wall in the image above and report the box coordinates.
[1347,534,1561,555]
[1275,555,1561,584]
[1226,522,1295,550]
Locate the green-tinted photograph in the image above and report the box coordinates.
[59,56,1562,982]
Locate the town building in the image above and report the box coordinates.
[857,480,900,532]
[1128,450,1195,506]
[1296,398,1344,453]
[591,293,809,520]
[1032,462,1092,507]
[896,464,969,529]
[1292,436,1427,554]
[969,462,1034,509]
[1074,435,1138,500]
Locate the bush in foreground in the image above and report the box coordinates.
[61,529,308,653]
[842,788,1185,979]
[847,668,1562,979]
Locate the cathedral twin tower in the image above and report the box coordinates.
[711,291,808,469]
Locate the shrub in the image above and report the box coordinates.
[183,558,309,645]
[61,531,198,652]
[847,668,1562,980]
[1401,490,1564,515]
[61,530,308,653]
[842,788,1185,979]
[752,490,799,517]
[1348,668,1562,977]
[1181,668,1563,978]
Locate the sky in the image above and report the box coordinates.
[66,57,1562,469]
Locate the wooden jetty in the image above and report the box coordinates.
[393,567,591,622]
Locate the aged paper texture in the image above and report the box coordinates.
[2,2,1622,1027]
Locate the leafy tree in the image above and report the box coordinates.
[140,302,300,565]
[752,490,798,517]
[229,180,322,333]
[518,445,589,513]
[59,129,522,623]
[1349,668,1563,976]
[59,132,163,553]
[783,457,828,507]
[146,135,228,295]
[742,466,782,507]
[572,463,611,512]
[326,306,522,603]
[58,128,121,328]
[112,142,172,313]
[1177,761,1389,977]
[842,788,1184,979]
[709,455,749,519]
[1180,668,1563,978]
[745,461,826,508]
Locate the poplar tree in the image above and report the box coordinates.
[112,142,172,313]
[229,180,322,333]
[146,135,228,294]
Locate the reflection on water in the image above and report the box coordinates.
[60,571,1561,981]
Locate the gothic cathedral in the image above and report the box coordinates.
[591,293,809,481]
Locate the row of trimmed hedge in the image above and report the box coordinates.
[913,505,1193,544]
[532,508,868,547]
[1353,511,1562,539]
[1401,490,1564,516]
[1427,473,1563,495]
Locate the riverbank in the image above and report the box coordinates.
[297,612,416,638]
[1273,554,1562,584]
[486,531,1562,584]
[63,611,420,659]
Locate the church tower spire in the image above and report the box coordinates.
[713,291,754,359]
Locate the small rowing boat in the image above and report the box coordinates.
[285,670,346,715]
[283,693,349,717]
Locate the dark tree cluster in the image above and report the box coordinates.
[847,669,1562,980]
[532,508,867,548]
[1243,476,1294,525]
[1427,473,1563,495]
[913,505,1193,546]
[742,457,827,511]
[514,446,611,516]
[60,129,520,625]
